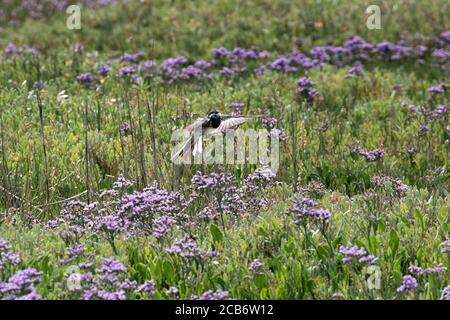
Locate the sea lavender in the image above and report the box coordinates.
[441,285,450,300]
[0,239,21,271]
[296,77,319,102]
[192,289,230,300]
[346,63,365,77]
[166,234,219,259]
[97,64,112,76]
[353,145,385,161]
[248,259,263,272]
[0,268,43,300]
[136,280,155,295]
[441,239,450,253]
[338,245,378,265]
[427,83,447,94]
[396,275,418,293]
[288,197,331,224]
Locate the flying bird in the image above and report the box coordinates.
[171,111,262,163]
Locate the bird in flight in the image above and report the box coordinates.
[171,111,262,163]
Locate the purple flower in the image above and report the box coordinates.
[353,146,384,161]
[192,289,230,300]
[346,63,364,78]
[441,285,450,300]
[97,64,112,76]
[396,275,418,293]
[429,105,449,120]
[440,31,450,42]
[136,280,155,295]
[167,286,179,295]
[68,244,84,258]
[296,77,319,102]
[410,263,447,276]
[269,128,287,141]
[248,259,263,272]
[76,73,95,86]
[0,239,21,271]
[120,52,144,63]
[427,83,447,94]
[262,117,278,129]
[167,234,219,259]
[191,171,235,190]
[332,292,344,299]
[0,268,43,300]
[4,43,20,55]
[296,77,315,87]
[117,66,137,78]
[212,47,229,59]
[98,257,126,274]
[441,239,450,253]
[152,215,176,239]
[418,123,428,136]
[99,213,123,233]
[198,207,216,222]
[288,197,331,224]
[338,245,378,265]
[432,49,450,63]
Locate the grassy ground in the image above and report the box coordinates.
[0,0,448,300]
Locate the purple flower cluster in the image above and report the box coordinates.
[288,197,331,224]
[353,145,385,161]
[152,215,176,239]
[79,257,139,300]
[136,280,155,295]
[338,245,378,265]
[346,63,365,78]
[371,175,408,194]
[191,171,235,190]
[166,234,219,259]
[427,83,447,94]
[296,77,319,102]
[117,65,137,78]
[198,207,217,222]
[0,239,21,271]
[441,285,450,300]
[68,244,85,259]
[262,116,278,129]
[396,275,418,293]
[0,268,43,300]
[120,52,144,63]
[4,43,20,56]
[248,259,263,272]
[269,128,287,141]
[441,239,450,253]
[408,263,447,276]
[192,289,230,300]
[76,73,96,88]
[97,64,112,76]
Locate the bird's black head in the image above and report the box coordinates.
[207,111,221,128]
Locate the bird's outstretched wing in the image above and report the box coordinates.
[206,115,262,136]
[171,118,205,162]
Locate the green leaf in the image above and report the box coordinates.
[210,223,223,243]
[162,260,175,283]
[389,230,399,256]
[369,235,378,254]
[414,208,425,230]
